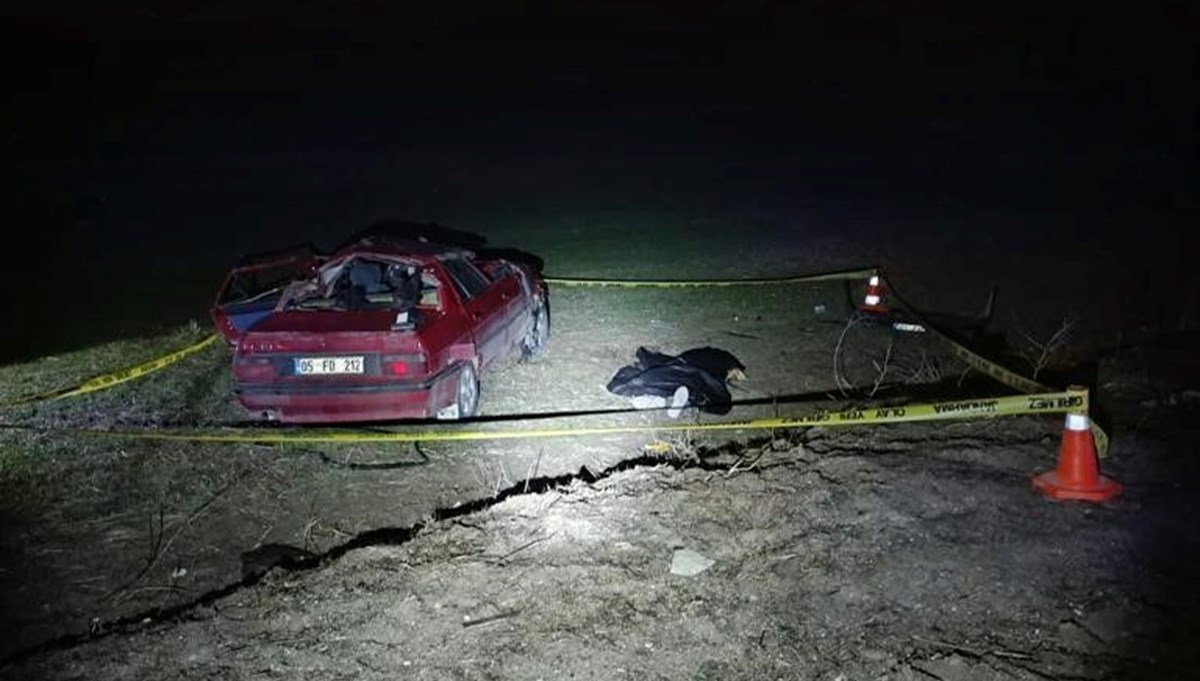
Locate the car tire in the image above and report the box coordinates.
[521,294,550,359]
[455,361,480,419]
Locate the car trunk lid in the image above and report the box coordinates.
[247,309,422,335]
[236,311,430,366]
[234,321,428,384]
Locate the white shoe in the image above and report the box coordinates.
[630,395,666,410]
[667,385,689,418]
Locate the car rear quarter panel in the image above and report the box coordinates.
[419,265,478,374]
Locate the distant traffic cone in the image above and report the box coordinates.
[858,275,889,315]
[1032,413,1122,502]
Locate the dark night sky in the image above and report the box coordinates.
[8,2,1192,187]
[1,1,1195,357]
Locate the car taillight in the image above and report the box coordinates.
[381,354,424,377]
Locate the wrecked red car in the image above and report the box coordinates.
[210,236,549,423]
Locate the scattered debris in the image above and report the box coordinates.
[462,609,522,628]
[670,548,715,577]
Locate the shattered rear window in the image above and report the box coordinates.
[219,258,313,305]
[286,257,435,312]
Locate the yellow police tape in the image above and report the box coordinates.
[1,334,220,407]
[879,277,1110,456]
[56,388,1089,445]
[545,267,1111,456]
[4,267,874,407]
[3,267,1109,458]
[543,266,878,288]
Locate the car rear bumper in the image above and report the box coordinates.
[235,367,460,423]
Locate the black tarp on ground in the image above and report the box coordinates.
[606,347,746,415]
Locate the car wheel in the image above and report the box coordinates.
[455,361,480,419]
[521,294,550,359]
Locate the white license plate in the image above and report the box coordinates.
[294,356,365,375]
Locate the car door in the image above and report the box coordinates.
[483,261,528,346]
[442,256,509,366]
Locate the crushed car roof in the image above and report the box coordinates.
[329,236,473,262]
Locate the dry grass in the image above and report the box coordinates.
[832,312,951,397]
[0,321,211,403]
[1013,315,1078,380]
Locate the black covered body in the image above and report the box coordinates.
[606,346,745,415]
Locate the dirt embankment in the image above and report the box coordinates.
[1,234,1197,680]
[7,414,1200,681]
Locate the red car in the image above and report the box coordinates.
[210,236,549,423]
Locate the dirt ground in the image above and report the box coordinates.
[1,239,1198,680]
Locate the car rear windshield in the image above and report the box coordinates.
[219,257,313,305]
[288,257,432,312]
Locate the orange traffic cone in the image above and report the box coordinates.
[858,275,889,315]
[1032,413,1121,502]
